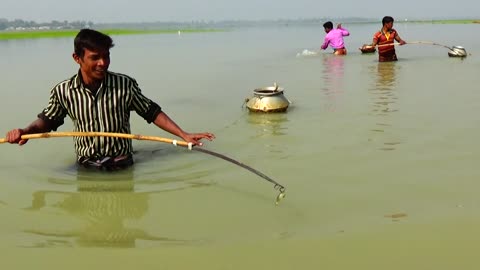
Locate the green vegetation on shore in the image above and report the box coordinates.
[0,28,221,40]
[357,19,480,24]
[424,19,480,24]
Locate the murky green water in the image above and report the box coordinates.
[1,23,480,269]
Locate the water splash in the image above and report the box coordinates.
[296,49,319,57]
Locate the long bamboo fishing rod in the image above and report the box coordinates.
[0,131,287,203]
[0,131,191,146]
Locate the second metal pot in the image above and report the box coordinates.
[448,46,467,57]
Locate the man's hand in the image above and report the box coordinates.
[181,132,215,146]
[6,129,28,145]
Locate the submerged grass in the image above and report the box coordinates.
[0,28,222,40]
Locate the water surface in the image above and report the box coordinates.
[1,23,479,269]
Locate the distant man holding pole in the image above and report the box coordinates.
[371,16,407,62]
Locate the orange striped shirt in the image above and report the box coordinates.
[373,28,398,55]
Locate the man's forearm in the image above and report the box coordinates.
[22,118,53,134]
[153,112,187,139]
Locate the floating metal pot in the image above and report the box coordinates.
[359,44,376,54]
[448,46,467,57]
[245,83,290,113]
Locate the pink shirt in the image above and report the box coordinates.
[321,27,350,50]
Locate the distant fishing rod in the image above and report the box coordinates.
[375,40,454,50]
[0,131,287,204]
[361,40,468,57]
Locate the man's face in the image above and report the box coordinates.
[74,48,110,82]
[385,21,394,30]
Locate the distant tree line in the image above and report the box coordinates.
[0,17,379,31]
[0,18,93,30]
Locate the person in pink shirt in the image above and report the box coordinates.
[320,21,350,55]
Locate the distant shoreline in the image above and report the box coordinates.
[0,19,477,40]
[0,28,222,40]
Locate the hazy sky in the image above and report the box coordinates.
[2,0,480,23]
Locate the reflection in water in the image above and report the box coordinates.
[22,169,203,248]
[321,54,345,112]
[368,62,402,151]
[246,113,290,158]
[247,113,289,137]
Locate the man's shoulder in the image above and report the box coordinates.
[107,71,137,82]
[51,74,78,91]
[373,31,384,39]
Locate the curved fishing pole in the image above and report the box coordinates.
[363,41,469,58]
[0,131,287,204]
[375,40,454,50]
[193,147,286,205]
[193,147,286,193]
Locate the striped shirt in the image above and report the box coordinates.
[38,70,162,160]
[373,28,398,54]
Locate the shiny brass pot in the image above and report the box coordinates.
[245,84,290,113]
[448,46,467,57]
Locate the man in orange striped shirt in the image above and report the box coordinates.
[371,16,406,62]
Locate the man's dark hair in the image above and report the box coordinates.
[382,16,394,25]
[323,21,333,29]
[74,28,114,57]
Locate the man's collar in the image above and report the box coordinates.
[72,70,108,91]
[71,70,83,90]
[381,27,393,35]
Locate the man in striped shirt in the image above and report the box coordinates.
[5,29,215,170]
